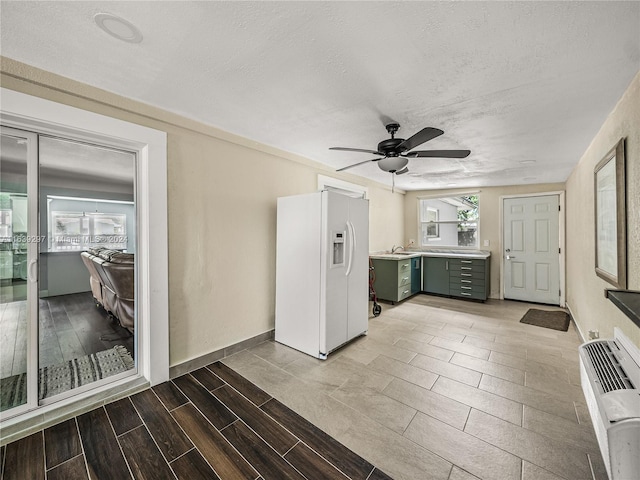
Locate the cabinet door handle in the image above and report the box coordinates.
[446,260,449,270]
[461,286,471,290]
[403,290,409,295]
[461,267,471,270]
[461,280,471,283]
[461,273,472,277]
[460,292,472,296]
[461,260,472,264]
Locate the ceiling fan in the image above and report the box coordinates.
[330,123,470,189]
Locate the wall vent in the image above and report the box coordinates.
[583,341,634,393]
[579,332,640,479]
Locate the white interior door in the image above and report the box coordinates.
[503,195,560,305]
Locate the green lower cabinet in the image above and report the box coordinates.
[411,257,421,294]
[374,255,489,302]
[423,256,490,301]
[371,257,419,303]
[423,257,450,296]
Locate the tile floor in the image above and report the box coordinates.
[223,295,606,480]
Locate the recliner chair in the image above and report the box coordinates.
[80,251,103,306]
[81,247,135,332]
[100,251,135,331]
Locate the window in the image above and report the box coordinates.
[419,194,479,248]
[47,195,135,252]
[50,212,127,251]
[425,207,439,238]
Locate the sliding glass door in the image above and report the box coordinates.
[0,126,38,415]
[1,126,138,418]
[38,135,137,406]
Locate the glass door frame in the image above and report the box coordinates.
[1,88,168,430]
[38,133,139,407]
[0,126,39,419]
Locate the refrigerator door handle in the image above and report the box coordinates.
[345,221,355,276]
[350,219,357,252]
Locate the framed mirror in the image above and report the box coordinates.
[594,138,626,288]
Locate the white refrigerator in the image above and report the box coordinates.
[275,190,369,359]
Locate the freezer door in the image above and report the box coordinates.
[347,196,369,340]
[275,193,322,357]
[321,191,349,354]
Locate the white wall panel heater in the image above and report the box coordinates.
[579,328,640,480]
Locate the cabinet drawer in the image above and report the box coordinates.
[451,277,485,288]
[397,285,412,302]
[449,283,486,294]
[449,288,486,300]
[448,258,486,268]
[449,270,486,280]
[449,263,485,273]
[396,260,412,274]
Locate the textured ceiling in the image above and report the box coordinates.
[1,1,639,191]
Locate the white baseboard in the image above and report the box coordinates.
[566,301,587,343]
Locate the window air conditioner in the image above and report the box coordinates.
[579,328,640,480]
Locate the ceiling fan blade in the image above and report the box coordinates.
[404,149,471,158]
[330,147,384,155]
[336,157,382,172]
[395,167,409,175]
[397,127,444,152]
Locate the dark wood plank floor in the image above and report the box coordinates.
[1,291,134,377]
[39,292,135,367]
[0,361,393,480]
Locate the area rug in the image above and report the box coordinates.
[520,308,570,331]
[0,345,134,411]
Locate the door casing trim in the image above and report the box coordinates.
[499,190,566,307]
[0,88,168,424]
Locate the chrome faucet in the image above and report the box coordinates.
[391,245,404,253]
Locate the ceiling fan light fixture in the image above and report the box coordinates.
[329,124,470,190]
[377,156,408,173]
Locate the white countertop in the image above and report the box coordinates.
[370,249,491,260]
[369,253,422,260]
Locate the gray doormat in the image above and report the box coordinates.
[520,308,570,331]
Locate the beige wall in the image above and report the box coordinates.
[1,58,406,367]
[404,184,565,299]
[566,72,640,347]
